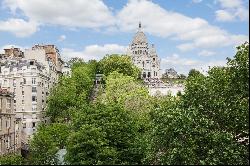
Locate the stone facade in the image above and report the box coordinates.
[0,44,63,149]
[127,23,161,79]
[0,88,21,155]
[165,68,178,78]
[0,47,24,59]
[62,63,71,76]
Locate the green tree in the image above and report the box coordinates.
[144,42,249,165]
[98,54,140,79]
[65,124,118,165]
[46,62,96,122]
[28,123,70,165]
[183,42,249,137]
[97,71,151,113]
[68,57,85,68]
[66,102,145,165]
[0,154,24,165]
[145,100,248,165]
[187,69,203,79]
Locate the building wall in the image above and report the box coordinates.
[0,92,21,155]
[0,45,63,148]
[0,59,51,144]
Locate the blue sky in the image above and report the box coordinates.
[0,0,249,75]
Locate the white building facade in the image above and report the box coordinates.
[127,23,161,79]
[0,88,22,155]
[0,45,63,148]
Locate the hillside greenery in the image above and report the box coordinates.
[1,43,248,165]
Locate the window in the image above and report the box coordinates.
[153,58,155,61]
[0,98,2,110]
[22,100,24,104]
[23,123,26,129]
[6,117,11,128]
[32,87,37,93]
[32,96,36,102]
[6,136,10,149]
[22,91,24,95]
[32,78,36,84]
[6,99,11,109]
[23,78,26,84]
[32,105,37,112]
[13,79,16,87]
[30,61,34,65]
[32,122,36,128]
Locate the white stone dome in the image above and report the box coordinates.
[132,31,148,44]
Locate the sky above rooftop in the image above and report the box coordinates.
[0,0,249,75]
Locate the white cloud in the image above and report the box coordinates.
[58,35,66,42]
[61,44,127,61]
[2,0,115,29]
[192,0,203,3]
[116,0,248,51]
[215,0,249,22]
[161,53,227,75]
[0,18,38,37]
[217,0,243,9]
[215,10,235,21]
[162,54,200,67]
[0,0,248,54]
[198,50,216,56]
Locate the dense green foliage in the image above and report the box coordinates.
[98,54,141,79]
[46,60,97,122]
[145,98,248,165]
[65,103,144,165]
[27,123,70,165]
[0,154,24,165]
[15,44,249,165]
[145,42,249,165]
